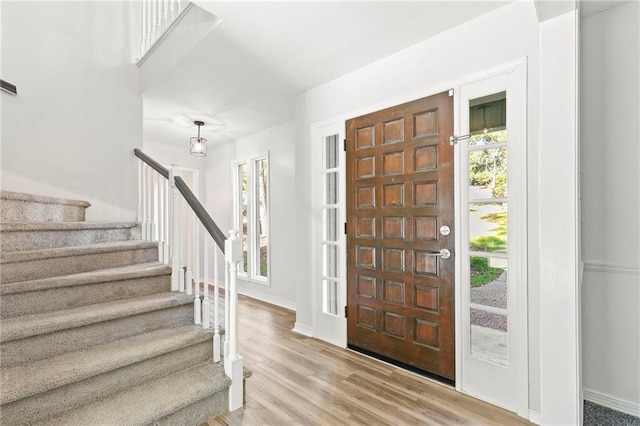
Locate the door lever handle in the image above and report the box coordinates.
[425,249,451,260]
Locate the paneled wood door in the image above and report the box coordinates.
[346,91,455,379]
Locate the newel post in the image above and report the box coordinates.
[225,229,243,411]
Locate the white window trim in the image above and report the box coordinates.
[233,153,270,285]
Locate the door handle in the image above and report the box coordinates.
[425,249,451,259]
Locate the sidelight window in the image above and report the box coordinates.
[321,135,340,315]
[466,92,509,366]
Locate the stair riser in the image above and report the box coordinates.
[1,227,141,252]
[1,274,171,319]
[156,387,229,426]
[0,247,158,284]
[1,305,194,367]
[0,199,88,223]
[0,342,214,426]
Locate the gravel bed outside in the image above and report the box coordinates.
[470,271,508,331]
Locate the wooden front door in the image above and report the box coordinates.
[346,91,455,379]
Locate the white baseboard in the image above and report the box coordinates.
[236,287,296,311]
[528,409,541,424]
[584,389,640,417]
[292,322,313,337]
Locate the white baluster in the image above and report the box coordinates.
[151,0,157,44]
[137,160,143,227]
[141,164,147,240]
[146,166,154,240]
[157,173,164,263]
[178,195,185,293]
[213,247,221,362]
[224,252,230,360]
[163,179,170,264]
[162,0,168,32]
[185,264,192,295]
[185,208,193,296]
[225,229,243,411]
[170,168,181,291]
[140,0,146,58]
[152,171,158,241]
[194,223,202,324]
[202,236,211,329]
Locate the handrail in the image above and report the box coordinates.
[134,148,169,179]
[134,149,225,252]
[174,176,226,253]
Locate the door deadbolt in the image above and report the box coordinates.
[440,225,451,236]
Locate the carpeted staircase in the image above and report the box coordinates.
[0,190,230,425]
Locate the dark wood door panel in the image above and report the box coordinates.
[347,91,454,379]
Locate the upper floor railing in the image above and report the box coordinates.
[139,0,190,60]
[133,148,244,411]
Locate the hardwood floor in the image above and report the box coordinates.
[207,295,532,426]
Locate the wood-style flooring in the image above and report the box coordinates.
[207,295,532,426]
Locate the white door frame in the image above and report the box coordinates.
[456,60,529,417]
[309,57,529,419]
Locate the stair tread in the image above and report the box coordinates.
[1,262,171,295]
[0,190,91,207]
[41,360,230,426]
[0,292,193,342]
[1,325,215,405]
[0,221,140,232]
[0,240,156,263]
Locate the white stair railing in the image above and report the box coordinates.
[139,0,188,60]
[134,149,243,412]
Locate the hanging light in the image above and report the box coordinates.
[190,120,207,156]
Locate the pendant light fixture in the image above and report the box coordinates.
[190,120,207,156]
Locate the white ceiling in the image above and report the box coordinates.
[142,1,514,148]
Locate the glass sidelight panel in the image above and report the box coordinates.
[470,308,508,366]
[467,91,509,368]
[326,134,339,169]
[469,147,507,199]
[323,244,338,278]
[326,172,338,205]
[469,203,508,253]
[321,133,342,317]
[324,279,339,315]
[324,208,338,242]
[470,256,508,309]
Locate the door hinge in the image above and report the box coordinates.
[344,222,347,235]
[344,306,348,318]
[448,88,454,96]
[344,139,347,151]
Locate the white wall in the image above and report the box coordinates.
[204,121,297,310]
[1,1,141,221]
[538,10,581,425]
[143,139,208,173]
[294,0,543,412]
[581,1,640,416]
